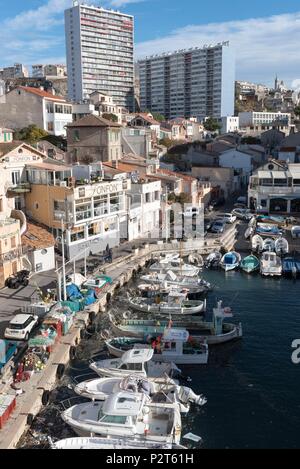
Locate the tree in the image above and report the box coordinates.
[41,134,67,151]
[294,106,300,118]
[152,112,165,123]
[203,117,221,132]
[14,125,48,145]
[159,137,173,149]
[241,136,261,145]
[102,113,118,123]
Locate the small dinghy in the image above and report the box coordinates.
[106,328,209,365]
[282,257,300,278]
[49,437,185,450]
[204,251,222,268]
[263,238,275,252]
[241,255,260,274]
[251,234,263,253]
[221,252,241,272]
[260,252,282,277]
[275,237,289,256]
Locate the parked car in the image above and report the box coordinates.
[5,270,30,289]
[291,226,300,239]
[232,208,253,221]
[221,213,237,224]
[4,314,39,341]
[210,219,226,234]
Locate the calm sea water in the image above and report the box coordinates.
[184,270,300,449]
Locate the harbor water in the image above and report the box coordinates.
[18,269,300,449]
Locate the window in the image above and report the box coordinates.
[47,122,54,132]
[0,198,3,212]
[100,415,128,424]
[36,263,43,272]
[11,171,20,185]
[74,130,80,141]
[11,237,16,248]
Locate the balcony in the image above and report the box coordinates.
[0,246,23,266]
[7,182,31,194]
[249,185,300,195]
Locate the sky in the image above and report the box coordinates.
[1,0,300,87]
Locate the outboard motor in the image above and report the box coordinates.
[178,386,207,407]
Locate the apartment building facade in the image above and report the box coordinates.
[239,111,291,129]
[25,161,130,259]
[65,3,134,110]
[138,42,235,120]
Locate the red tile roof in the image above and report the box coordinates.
[156,168,196,183]
[131,113,161,126]
[17,86,66,102]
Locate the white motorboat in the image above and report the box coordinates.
[262,238,275,252]
[260,252,282,277]
[149,260,199,277]
[204,251,222,268]
[61,391,182,444]
[244,227,254,240]
[89,348,180,379]
[127,291,205,316]
[49,436,186,450]
[140,270,211,291]
[220,252,241,272]
[251,234,263,253]
[74,375,207,413]
[106,328,209,365]
[187,254,204,268]
[275,237,289,256]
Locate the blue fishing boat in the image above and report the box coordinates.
[221,252,241,272]
[282,257,300,278]
[241,255,260,274]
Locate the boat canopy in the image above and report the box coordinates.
[102,392,143,416]
[120,348,153,364]
[163,328,189,342]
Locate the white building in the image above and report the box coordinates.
[2,64,29,79]
[218,116,239,134]
[239,111,291,128]
[138,42,235,120]
[32,64,67,78]
[248,161,300,214]
[0,86,73,137]
[64,3,134,110]
[219,148,252,185]
[90,92,123,124]
[127,180,161,240]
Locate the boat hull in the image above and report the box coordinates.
[110,319,242,345]
[106,342,209,365]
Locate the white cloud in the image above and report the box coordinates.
[135,11,300,87]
